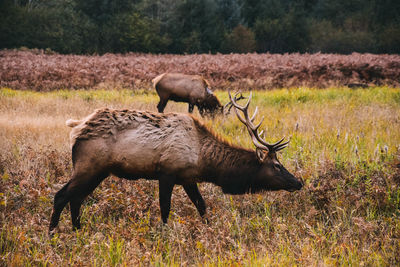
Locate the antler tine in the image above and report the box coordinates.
[223,101,232,111]
[270,137,285,147]
[242,91,252,109]
[232,104,247,124]
[256,134,290,151]
[227,90,238,107]
[251,116,264,132]
[228,90,252,111]
[275,142,289,152]
[249,131,270,151]
[232,121,265,152]
[224,91,248,115]
[229,90,269,151]
[229,89,289,153]
[274,139,290,151]
[230,90,257,129]
[250,106,258,122]
[260,137,291,152]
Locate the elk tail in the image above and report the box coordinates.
[152,73,167,88]
[66,119,81,128]
[202,77,211,89]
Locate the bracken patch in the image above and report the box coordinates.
[1,50,400,91]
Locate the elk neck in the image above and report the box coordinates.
[196,125,261,194]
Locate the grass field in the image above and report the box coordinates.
[1,87,400,266]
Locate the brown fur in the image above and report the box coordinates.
[153,73,222,116]
[69,108,166,145]
[49,108,302,233]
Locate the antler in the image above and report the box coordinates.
[223,92,246,115]
[228,90,289,153]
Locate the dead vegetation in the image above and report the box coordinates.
[1,50,400,91]
[1,88,400,265]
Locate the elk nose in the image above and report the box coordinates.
[287,178,303,192]
[296,180,303,190]
[296,177,304,190]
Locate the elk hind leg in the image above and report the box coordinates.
[158,176,175,223]
[70,197,84,230]
[49,181,72,233]
[157,98,168,113]
[68,171,108,230]
[49,170,107,232]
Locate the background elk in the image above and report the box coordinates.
[49,92,302,233]
[152,73,223,116]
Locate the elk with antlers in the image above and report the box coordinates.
[49,91,302,233]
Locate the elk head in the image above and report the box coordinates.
[198,89,223,116]
[229,90,303,192]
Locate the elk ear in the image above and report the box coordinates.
[256,148,267,163]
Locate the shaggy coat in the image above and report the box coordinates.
[49,108,302,232]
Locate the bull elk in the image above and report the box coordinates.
[49,91,302,233]
[152,73,223,116]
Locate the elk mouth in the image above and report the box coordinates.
[287,188,299,192]
[286,178,304,192]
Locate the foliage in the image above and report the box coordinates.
[172,0,224,53]
[377,24,400,54]
[222,25,256,53]
[309,19,377,54]
[0,0,399,54]
[0,87,399,265]
[254,7,309,53]
[1,50,400,91]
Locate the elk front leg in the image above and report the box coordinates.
[188,103,194,113]
[198,106,205,117]
[158,176,175,223]
[183,183,206,218]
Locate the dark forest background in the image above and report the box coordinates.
[1,0,399,55]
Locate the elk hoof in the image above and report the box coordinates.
[201,216,210,225]
[48,228,56,238]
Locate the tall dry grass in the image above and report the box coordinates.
[1,87,400,266]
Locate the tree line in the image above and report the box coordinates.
[1,0,399,55]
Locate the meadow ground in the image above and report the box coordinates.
[1,87,400,266]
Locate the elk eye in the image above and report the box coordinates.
[274,164,281,171]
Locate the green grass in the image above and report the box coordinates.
[1,87,400,266]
